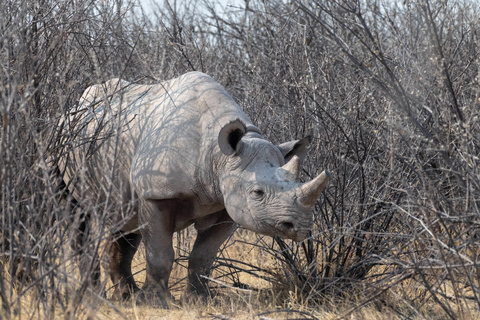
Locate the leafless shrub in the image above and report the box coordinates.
[201,0,480,318]
[0,0,151,318]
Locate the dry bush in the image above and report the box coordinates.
[0,0,156,318]
[1,0,479,319]
[200,0,480,318]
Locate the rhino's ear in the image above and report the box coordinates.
[218,119,247,155]
[277,136,311,163]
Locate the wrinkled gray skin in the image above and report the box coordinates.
[60,72,329,306]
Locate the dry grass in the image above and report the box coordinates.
[12,231,459,320]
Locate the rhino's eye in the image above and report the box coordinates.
[251,188,265,198]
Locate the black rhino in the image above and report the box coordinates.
[59,72,330,305]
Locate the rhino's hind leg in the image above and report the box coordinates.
[109,231,142,301]
[184,210,235,302]
[70,209,103,293]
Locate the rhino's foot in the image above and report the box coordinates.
[111,284,139,302]
[181,288,214,305]
[135,289,174,308]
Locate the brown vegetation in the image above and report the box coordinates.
[1,0,479,319]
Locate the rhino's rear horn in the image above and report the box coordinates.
[298,170,330,208]
[276,155,301,182]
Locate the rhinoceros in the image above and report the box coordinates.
[59,71,329,305]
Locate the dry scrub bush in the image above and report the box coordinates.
[203,0,480,318]
[1,0,479,319]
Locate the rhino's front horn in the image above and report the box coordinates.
[298,170,331,208]
[277,155,301,182]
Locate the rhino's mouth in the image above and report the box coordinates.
[274,220,310,242]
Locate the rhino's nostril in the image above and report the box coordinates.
[280,222,295,232]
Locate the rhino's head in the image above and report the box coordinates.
[218,119,330,241]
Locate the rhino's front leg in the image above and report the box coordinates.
[185,210,235,301]
[137,198,176,307]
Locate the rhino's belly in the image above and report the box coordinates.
[173,201,225,232]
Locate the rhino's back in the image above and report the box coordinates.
[63,72,252,210]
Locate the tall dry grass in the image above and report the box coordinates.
[1,0,479,319]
